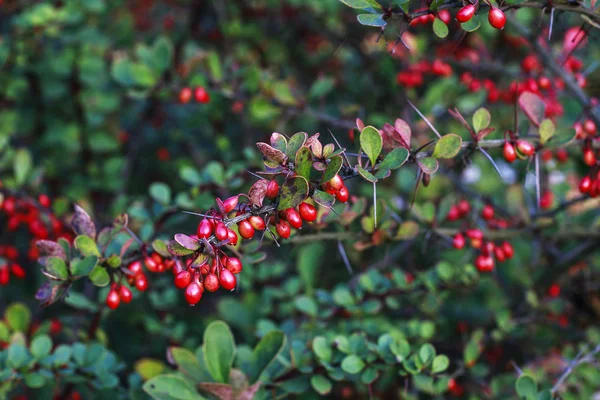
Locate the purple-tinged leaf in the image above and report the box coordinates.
[215,198,225,214]
[518,91,545,127]
[167,240,195,256]
[322,143,335,158]
[394,119,412,149]
[248,179,269,207]
[312,190,336,208]
[448,108,476,138]
[356,118,365,131]
[277,176,309,210]
[120,237,136,258]
[313,161,327,171]
[39,282,70,308]
[70,204,96,239]
[381,123,405,151]
[476,127,495,141]
[36,240,66,260]
[270,132,288,153]
[256,143,287,164]
[174,233,201,251]
[305,132,321,148]
[309,138,323,158]
[416,157,439,174]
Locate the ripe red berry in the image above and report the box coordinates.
[579,176,592,193]
[204,274,220,292]
[219,268,237,291]
[284,207,303,229]
[503,141,517,163]
[548,284,561,298]
[266,180,280,199]
[276,220,291,239]
[466,229,483,240]
[456,4,476,23]
[197,219,213,239]
[538,76,551,90]
[446,205,461,221]
[556,148,568,162]
[222,196,239,213]
[215,222,228,241]
[583,148,596,167]
[457,200,471,216]
[227,229,239,245]
[298,202,317,222]
[238,220,255,239]
[119,285,133,304]
[185,282,203,305]
[49,319,62,335]
[502,241,514,259]
[488,8,505,29]
[194,87,210,104]
[583,119,597,136]
[179,87,192,104]
[144,256,159,273]
[481,205,495,220]
[516,140,535,157]
[226,257,243,274]
[540,191,553,210]
[329,175,344,191]
[248,215,266,230]
[475,255,495,272]
[38,194,51,208]
[135,274,148,291]
[494,246,506,263]
[106,289,120,310]
[453,233,465,249]
[438,9,451,24]
[175,270,192,289]
[336,186,349,203]
[128,260,143,275]
[10,263,25,279]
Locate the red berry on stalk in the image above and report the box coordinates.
[185,282,202,305]
[119,285,133,304]
[205,274,220,292]
[446,205,461,221]
[456,4,476,23]
[266,180,279,199]
[481,205,495,220]
[453,233,465,249]
[488,8,505,29]
[438,9,451,24]
[502,241,514,259]
[179,87,192,104]
[579,176,592,193]
[175,270,192,289]
[135,274,148,291]
[583,148,596,167]
[194,87,210,104]
[128,260,143,275]
[249,216,266,230]
[144,256,159,273]
[238,220,255,239]
[226,257,243,274]
[298,202,317,222]
[215,222,228,241]
[516,140,535,157]
[548,284,561,298]
[284,207,303,229]
[276,220,291,239]
[219,268,237,291]
[106,289,120,310]
[466,229,483,240]
[457,200,471,216]
[227,229,239,245]
[329,174,344,190]
[10,263,25,278]
[475,255,495,272]
[504,142,517,163]
[222,196,239,213]
[540,191,553,210]
[494,246,506,263]
[38,194,51,208]
[583,119,597,136]
[197,219,213,239]
[336,186,349,203]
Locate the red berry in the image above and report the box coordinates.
[475,255,495,272]
[222,196,239,213]
[504,141,517,163]
[284,207,303,229]
[456,5,476,23]
[238,219,255,239]
[276,220,291,239]
[466,229,483,240]
[119,285,133,304]
[266,180,279,199]
[556,148,569,162]
[583,148,596,167]
[481,205,495,220]
[583,119,597,136]
[204,274,220,292]
[227,229,239,245]
[336,186,349,203]
[49,319,62,335]
[194,87,210,104]
[538,76,551,90]
[329,175,344,190]
[298,202,317,222]
[502,241,514,259]
[106,289,120,310]
[226,257,243,274]
[516,140,535,157]
[175,270,192,289]
[579,176,592,193]
[438,9,451,24]
[494,246,506,263]
[540,191,553,210]
[248,215,266,230]
[488,8,505,29]
[215,222,228,241]
[128,260,143,275]
[447,205,461,221]
[197,219,213,239]
[10,263,25,279]
[135,274,148,291]
[548,284,561,298]
[179,87,192,104]
[457,200,471,216]
[185,282,203,305]
[38,194,51,208]
[453,233,465,249]
[219,268,237,291]
[144,256,159,273]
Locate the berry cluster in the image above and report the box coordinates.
[578,171,600,197]
[321,174,350,203]
[447,202,515,272]
[105,283,133,310]
[178,86,211,104]
[503,137,535,163]
[0,245,24,285]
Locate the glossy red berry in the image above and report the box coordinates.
[215,222,229,241]
[276,220,291,239]
[579,176,592,193]
[583,119,597,136]
[222,196,239,213]
[298,202,317,222]
[119,285,133,304]
[204,274,220,292]
[336,186,349,203]
[456,4,476,23]
[488,8,505,29]
[179,87,192,104]
[11,263,25,278]
[226,257,243,274]
[329,175,344,190]
[475,255,495,272]
[194,87,210,104]
[128,260,143,275]
[502,241,514,259]
[466,229,483,240]
[457,200,471,216]
[481,205,495,220]
[219,268,237,291]
[284,207,303,229]
[266,180,280,199]
[548,284,561,298]
[197,219,213,239]
[504,141,517,163]
[106,289,120,310]
[446,205,461,221]
[248,215,266,230]
[185,282,203,305]
[453,233,465,249]
[238,220,255,239]
[227,229,239,245]
[494,246,506,263]
[38,194,51,208]
[438,9,451,24]
[175,270,192,289]
[583,148,596,167]
[144,256,159,273]
[516,140,535,157]
[135,274,148,291]
[540,191,553,210]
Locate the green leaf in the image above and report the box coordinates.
[45,257,69,280]
[144,374,205,400]
[311,375,332,395]
[360,126,383,166]
[203,321,236,383]
[131,62,158,87]
[379,148,409,170]
[0,322,9,341]
[461,19,481,32]
[24,372,46,388]
[312,336,332,362]
[278,176,309,210]
[341,355,365,374]
[64,291,99,312]
[136,358,166,380]
[7,344,31,369]
[312,190,336,208]
[248,330,286,383]
[546,128,576,148]
[297,242,325,294]
[537,389,552,400]
[14,148,32,186]
[431,355,449,373]
[273,81,297,106]
[416,157,439,174]
[30,334,52,359]
[149,182,171,205]
[89,265,110,287]
[207,52,223,82]
[356,165,378,183]
[168,347,211,384]
[270,132,288,153]
[432,134,462,158]
[433,18,448,38]
[418,343,436,365]
[5,303,31,332]
[74,235,100,257]
[111,58,134,86]
[539,119,555,145]
[286,132,308,159]
[295,147,313,180]
[472,107,491,132]
[295,295,318,317]
[339,0,382,9]
[308,77,335,99]
[357,14,387,27]
[152,36,173,72]
[322,155,343,183]
[515,374,538,400]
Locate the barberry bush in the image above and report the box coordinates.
[1,0,600,399]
